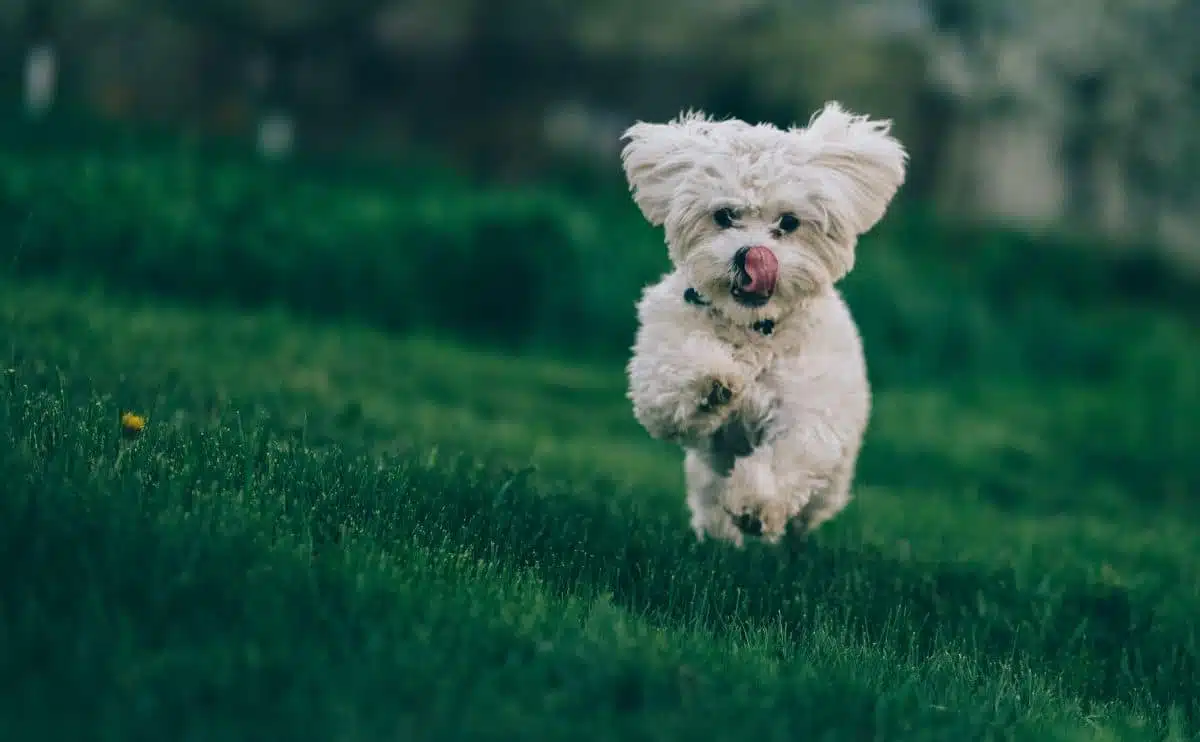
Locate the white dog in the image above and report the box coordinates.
[622,102,907,546]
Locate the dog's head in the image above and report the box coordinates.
[620,102,906,323]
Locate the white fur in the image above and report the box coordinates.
[622,102,907,546]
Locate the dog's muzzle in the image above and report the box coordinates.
[731,245,778,307]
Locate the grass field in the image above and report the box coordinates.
[2,132,1199,740]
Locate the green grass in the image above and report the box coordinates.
[2,135,1198,384]
[3,279,1199,741]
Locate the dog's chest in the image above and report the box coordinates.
[728,339,778,379]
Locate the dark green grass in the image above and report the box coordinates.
[2,281,1198,741]
[0,379,1135,742]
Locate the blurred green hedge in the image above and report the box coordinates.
[0,142,1195,389]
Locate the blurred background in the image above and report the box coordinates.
[3,0,1198,263]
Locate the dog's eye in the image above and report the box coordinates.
[778,213,801,233]
[713,207,737,229]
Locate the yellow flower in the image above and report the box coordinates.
[120,411,147,438]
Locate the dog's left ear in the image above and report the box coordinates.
[620,111,714,226]
[794,102,908,238]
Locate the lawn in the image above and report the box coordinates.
[1,132,1198,741]
[2,278,1198,742]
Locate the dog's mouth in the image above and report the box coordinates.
[731,245,778,307]
[730,286,771,307]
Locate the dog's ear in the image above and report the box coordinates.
[620,111,713,226]
[794,102,908,238]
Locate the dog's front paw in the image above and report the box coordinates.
[724,496,796,544]
[680,374,744,439]
[698,377,736,412]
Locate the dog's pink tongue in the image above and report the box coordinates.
[742,246,779,295]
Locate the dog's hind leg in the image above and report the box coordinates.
[793,455,858,537]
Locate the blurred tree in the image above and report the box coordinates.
[4,0,1197,261]
[921,0,1200,253]
[161,0,390,157]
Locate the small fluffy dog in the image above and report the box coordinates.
[622,102,907,546]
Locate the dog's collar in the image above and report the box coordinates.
[684,288,775,336]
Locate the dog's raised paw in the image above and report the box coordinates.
[699,378,736,411]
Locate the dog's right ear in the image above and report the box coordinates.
[620,112,711,226]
